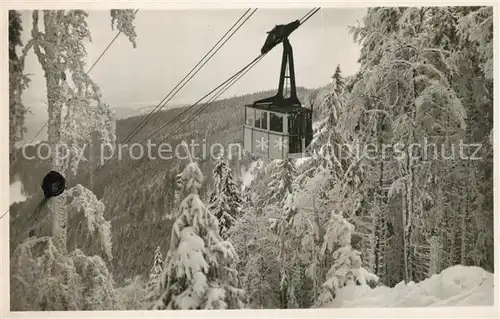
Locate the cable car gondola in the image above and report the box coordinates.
[243,20,313,159]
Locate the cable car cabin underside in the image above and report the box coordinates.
[243,20,313,160]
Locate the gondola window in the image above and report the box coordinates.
[255,109,262,128]
[245,108,254,126]
[261,111,268,130]
[270,112,283,133]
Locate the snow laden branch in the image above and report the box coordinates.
[315,212,379,307]
[67,184,113,260]
[10,237,117,310]
[110,9,138,48]
[456,7,493,79]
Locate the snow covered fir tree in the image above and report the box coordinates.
[154,147,245,309]
[8,6,495,311]
[208,158,243,239]
[145,246,164,299]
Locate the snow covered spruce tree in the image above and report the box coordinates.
[154,144,245,310]
[264,159,297,207]
[315,212,378,307]
[208,158,243,239]
[146,246,164,299]
[331,64,345,96]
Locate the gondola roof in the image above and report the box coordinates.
[245,102,311,114]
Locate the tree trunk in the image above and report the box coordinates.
[428,235,440,276]
[402,187,409,284]
[460,128,472,265]
[279,228,288,309]
[374,122,386,277]
[34,10,68,255]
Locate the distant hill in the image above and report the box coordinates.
[113,103,187,120]
[19,103,188,145]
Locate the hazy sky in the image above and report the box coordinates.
[21,8,366,114]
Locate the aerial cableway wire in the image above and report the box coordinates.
[132,53,266,169]
[299,7,320,24]
[165,54,266,142]
[121,8,258,145]
[83,9,259,184]
[140,55,263,145]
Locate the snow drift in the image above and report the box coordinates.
[326,265,494,307]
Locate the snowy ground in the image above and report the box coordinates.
[326,265,494,307]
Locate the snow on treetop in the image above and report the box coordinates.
[178,162,204,192]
